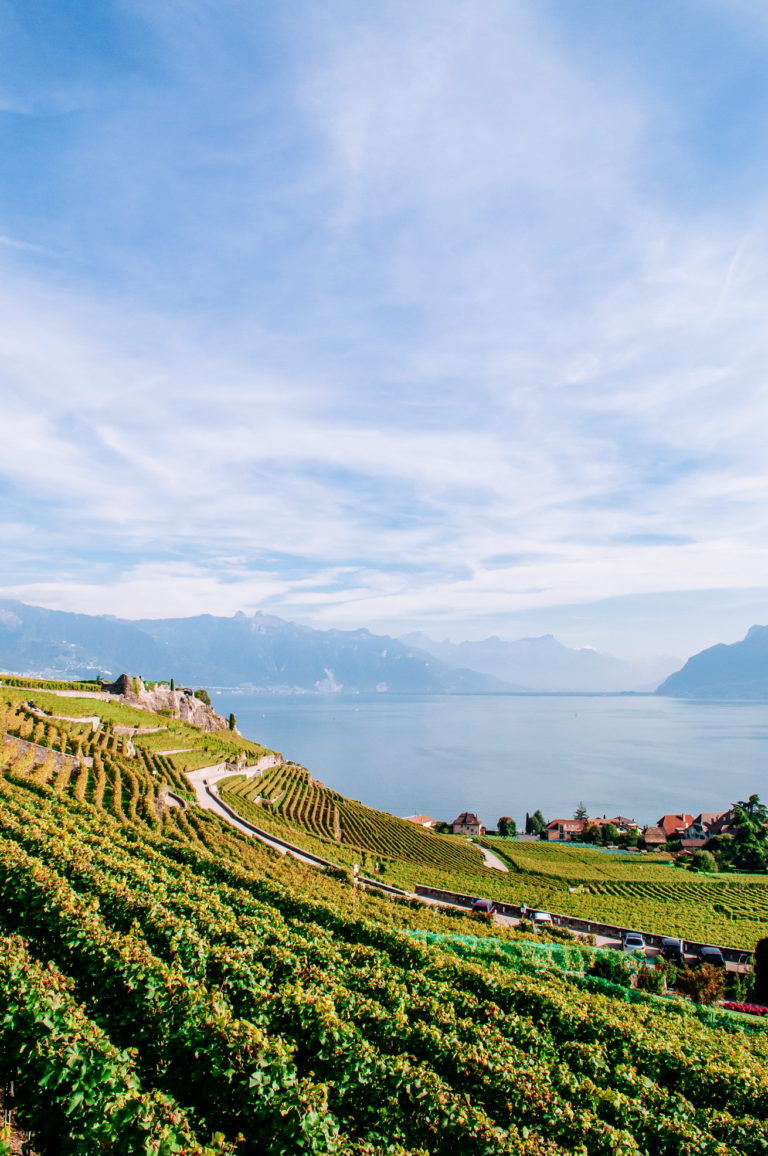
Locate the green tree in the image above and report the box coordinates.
[228,712,237,731]
[574,801,588,820]
[525,810,546,835]
[730,794,768,871]
[193,688,211,706]
[170,678,175,691]
[725,969,750,1002]
[497,816,517,838]
[580,822,601,844]
[753,936,768,1005]
[601,823,620,846]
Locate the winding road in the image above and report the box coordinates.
[186,757,323,866]
[470,839,509,872]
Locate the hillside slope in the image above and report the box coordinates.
[3,677,768,1154]
[657,625,768,699]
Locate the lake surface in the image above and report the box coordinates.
[210,691,768,829]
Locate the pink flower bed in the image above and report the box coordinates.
[721,1001,768,1016]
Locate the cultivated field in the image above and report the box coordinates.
[3,676,768,1153]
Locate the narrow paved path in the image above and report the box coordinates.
[26,703,101,731]
[470,840,509,872]
[42,689,114,701]
[185,758,320,866]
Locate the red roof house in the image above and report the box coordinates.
[658,814,694,839]
[546,819,586,842]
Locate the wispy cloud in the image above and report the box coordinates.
[0,234,61,257]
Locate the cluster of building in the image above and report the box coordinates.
[545,816,635,841]
[405,809,737,849]
[545,810,736,849]
[641,810,736,850]
[405,812,486,835]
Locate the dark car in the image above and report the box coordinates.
[471,898,497,914]
[660,936,685,964]
[696,945,726,968]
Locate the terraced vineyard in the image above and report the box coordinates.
[5,686,768,1154]
[219,762,486,878]
[215,758,768,948]
[492,839,678,880]
[478,838,768,948]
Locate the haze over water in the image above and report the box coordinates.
[213,692,768,829]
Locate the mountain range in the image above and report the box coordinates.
[0,600,504,694]
[402,632,676,693]
[656,625,768,699]
[4,598,765,697]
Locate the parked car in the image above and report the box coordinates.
[471,898,497,914]
[696,945,726,968]
[531,910,553,928]
[622,932,646,955]
[660,936,685,964]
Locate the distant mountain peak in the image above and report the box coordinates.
[0,600,508,695]
[402,630,677,692]
[657,626,768,700]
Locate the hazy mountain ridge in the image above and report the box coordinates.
[403,631,677,692]
[656,625,768,699]
[0,600,508,694]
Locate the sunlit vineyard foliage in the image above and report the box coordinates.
[4,675,768,1153]
[217,758,768,948]
[474,838,768,949]
[219,764,485,876]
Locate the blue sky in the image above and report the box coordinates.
[2,0,768,660]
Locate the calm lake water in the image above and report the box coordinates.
[210,691,768,829]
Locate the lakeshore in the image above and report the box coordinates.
[212,690,768,829]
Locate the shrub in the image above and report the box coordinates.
[725,969,750,1002]
[193,689,211,706]
[675,963,724,1005]
[721,1001,768,1016]
[688,850,717,873]
[636,965,666,994]
[547,924,579,943]
[589,952,633,988]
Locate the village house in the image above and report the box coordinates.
[642,825,666,849]
[604,815,636,830]
[451,811,486,836]
[684,811,734,840]
[658,813,694,840]
[545,819,586,841]
[679,837,708,852]
[593,815,637,833]
[404,814,438,829]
